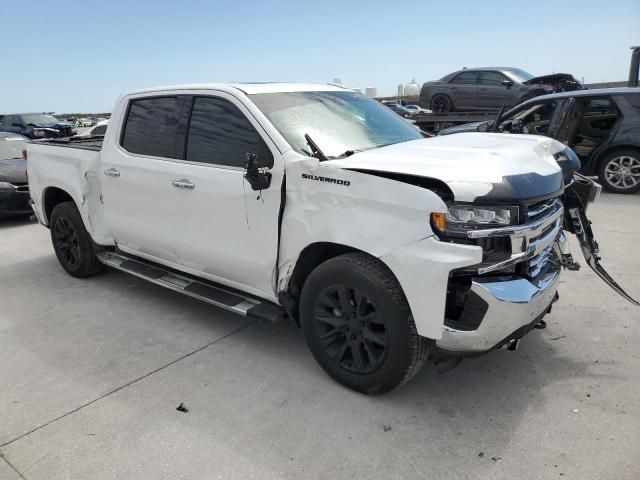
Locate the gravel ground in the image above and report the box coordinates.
[0,192,639,480]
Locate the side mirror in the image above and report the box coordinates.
[501,80,513,89]
[244,153,272,192]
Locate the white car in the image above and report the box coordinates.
[77,120,109,136]
[404,104,432,114]
[25,83,634,394]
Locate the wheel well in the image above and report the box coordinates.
[288,243,363,299]
[43,187,74,225]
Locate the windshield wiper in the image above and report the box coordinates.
[304,134,329,162]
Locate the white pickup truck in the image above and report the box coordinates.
[26,83,637,394]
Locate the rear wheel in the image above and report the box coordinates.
[300,253,430,395]
[50,202,104,277]
[597,150,640,194]
[430,94,453,113]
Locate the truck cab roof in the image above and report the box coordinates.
[121,82,350,97]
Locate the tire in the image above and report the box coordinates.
[300,253,430,395]
[50,201,104,277]
[597,149,640,194]
[430,94,452,113]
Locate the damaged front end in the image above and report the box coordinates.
[434,172,638,357]
[563,174,639,305]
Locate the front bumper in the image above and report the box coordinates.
[436,264,559,353]
[436,198,565,354]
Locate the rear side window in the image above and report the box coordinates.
[92,125,107,135]
[451,72,477,85]
[122,97,182,158]
[185,97,272,168]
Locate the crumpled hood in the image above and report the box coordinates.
[523,73,585,91]
[325,133,566,202]
[0,158,27,184]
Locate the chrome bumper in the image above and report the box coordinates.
[436,265,559,353]
[436,200,565,354]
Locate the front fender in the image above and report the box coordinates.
[278,155,482,337]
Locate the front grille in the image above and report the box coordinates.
[13,182,29,192]
[526,198,559,221]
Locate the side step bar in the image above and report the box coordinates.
[97,251,285,323]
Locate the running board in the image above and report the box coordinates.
[97,252,285,323]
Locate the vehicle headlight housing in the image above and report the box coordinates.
[0,181,15,190]
[33,128,46,138]
[431,204,519,234]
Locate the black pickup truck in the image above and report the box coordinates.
[0,113,75,139]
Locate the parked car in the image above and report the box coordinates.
[439,88,640,194]
[0,132,30,218]
[77,119,109,137]
[404,104,432,115]
[0,113,75,139]
[26,83,636,394]
[386,103,415,118]
[77,118,94,127]
[419,67,584,113]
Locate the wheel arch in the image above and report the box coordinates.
[592,144,640,169]
[42,186,76,226]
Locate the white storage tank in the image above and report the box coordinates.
[397,84,405,97]
[404,78,420,96]
[365,86,377,98]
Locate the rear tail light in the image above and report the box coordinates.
[22,149,27,160]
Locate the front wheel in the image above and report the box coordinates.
[50,201,104,277]
[597,150,640,194]
[300,253,430,395]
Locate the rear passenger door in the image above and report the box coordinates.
[101,95,189,263]
[447,71,478,110]
[172,93,283,298]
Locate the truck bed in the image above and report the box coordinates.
[31,136,104,151]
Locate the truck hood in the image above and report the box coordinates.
[325,133,566,202]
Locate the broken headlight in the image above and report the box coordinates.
[431,204,519,234]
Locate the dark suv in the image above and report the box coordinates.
[0,113,75,139]
[439,88,640,194]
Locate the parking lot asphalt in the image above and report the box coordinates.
[1,193,639,480]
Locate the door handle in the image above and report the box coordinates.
[104,168,120,177]
[172,179,195,190]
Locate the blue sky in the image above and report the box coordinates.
[1,0,638,113]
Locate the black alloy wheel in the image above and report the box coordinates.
[430,94,452,113]
[312,285,388,375]
[53,217,81,268]
[49,201,104,277]
[300,253,430,394]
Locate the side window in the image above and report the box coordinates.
[93,125,107,135]
[3,116,10,127]
[185,97,272,168]
[450,72,478,85]
[478,71,507,86]
[583,98,616,116]
[12,116,23,126]
[121,97,182,158]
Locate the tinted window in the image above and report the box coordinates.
[92,125,107,135]
[478,71,507,86]
[186,97,271,168]
[583,98,617,116]
[451,72,477,85]
[122,97,182,158]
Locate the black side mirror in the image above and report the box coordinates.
[501,80,513,89]
[244,153,272,191]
